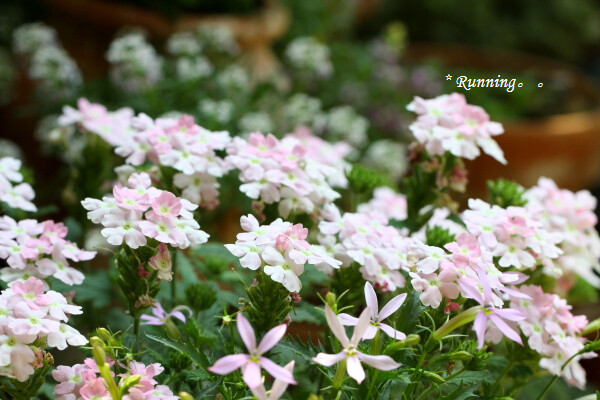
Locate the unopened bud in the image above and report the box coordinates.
[164,318,182,340]
[325,292,337,310]
[178,392,194,400]
[452,351,473,361]
[90,337,106,367]
[422,370,445,384]
[385,334,420,353]
[96,328,112,343]
[582,317,600,336]
[120,374,142,392]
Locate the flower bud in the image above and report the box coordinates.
[325,292,337,310]
[385,334,420,353]
[164,318,182,340]
[451,351,473,361]
[96,328,112,343]
[90,337,106,367]
[120,374,142,392]
[185,283,217,312]
[582,317,600,336]
[178,393,194,400]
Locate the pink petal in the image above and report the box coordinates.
[338,313,359,326]
[357,351,401,371]
[312,351,346,367]
[270,361,295,400]
[473,312,487,349]
[169,311,186,323]
[258,324,287,354]
[364,282,379,319]
[489,314,523,345]
[379,323,406,340]
[325,306,349,347]
[378,293,407,321]
[140,316,163,326]
[350,308,372,346]
[237,313,257,352]
[492,307,526,322]
[346,356,365,384]
[361,325,379,340]
[242,361,262,389]
[260,357,296,385]
[208,354,249,375]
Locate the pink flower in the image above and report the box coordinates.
[139,212,186,246]
[113,186,150,211]
[473,307,526,349]
[339,282,407,340]
[250,361,295,400]
[11,277,50,310]
[140,302,190,326]
[148,243,173,281]
[313,306,401,384]
[208,313,296,389]
[150,191,182,217]
[80,377,111,400]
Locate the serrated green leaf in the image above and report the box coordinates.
[146,334,209,369]
[440,380,482,400]
[181,368,210,382]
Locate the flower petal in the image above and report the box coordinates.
[258,324,287,354]
[208,354,249,375]
[338,313,359,326]
[492,307,526,322]
[270,361,295,400]
[357,351,401,371]
[325,305,349,347]
[364,282,379,319]
[378,293,407,321]
[361,325,379,340]
[237,313,257,352]
[312,351,346,367]
[242,361,262,389]
[473,311,487,349]
[346,355,365,384]
[379,323,406,340]
[350,307,372,346]
[489,314,523,345]
[260,357,297,385]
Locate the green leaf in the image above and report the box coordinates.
[394,290,425,334]
[146,334,209,369]
[177,253,200,285]
[440,380,482,400]
[197,378,223,398]
[181,368,210,382]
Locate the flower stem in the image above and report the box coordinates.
[432,306,482,341]
[332,359,347,390]
[171,250,178,304]
[404,348,428,399]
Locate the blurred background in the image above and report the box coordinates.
[1,0,600,397]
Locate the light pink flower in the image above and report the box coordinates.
[313,306,401,384]
[208,313,296,389]
[339,282,407,340]
[141,302,191,326]
[148,244,173,281]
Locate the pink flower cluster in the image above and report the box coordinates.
[225,214,340,292]
[81,172,209,249]
[405,232,525,310]
[317,204,410,291]
[462,199,563,271]
[60,98,231,209]
[0,216,93,285]
[525,177,600,288]
[0,157,37,212]
[59,98,134,147]
[510,285,595,389]
[53,358,177,400]
[225,131,346,218]
[407,93,506,163]
[357,187,407,221]
[0,277,86,382]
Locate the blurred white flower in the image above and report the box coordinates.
[283,94,322,129]
[198,99,234,124]
[285,37,333,78]
[238,112,273,134]
[176,56,213,81]
[362,140,407,182]
[12,22,58,54]
[166,31,202,57]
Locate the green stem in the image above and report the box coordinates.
[366,370,380,399]
[171,250,178,304]
[534,376,559,400]
[370,329,382,355]
[332,359,347,390]
[432,306,482,341]
[489,360,514,396]
[404,349,428,399]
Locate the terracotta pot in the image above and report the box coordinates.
[42,0,290,80]
[404,44,600,197]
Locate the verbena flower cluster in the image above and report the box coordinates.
[0,215,94,285]
[0,157,37,212]
[407,93,506,163]
[226,130,348,218]
[82,172,209,249]
[225,214,340,292]
[53,358,177,400]
[0,277,86,381]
